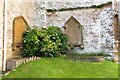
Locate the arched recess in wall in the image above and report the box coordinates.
[13,16,28,50]
[64,16,83,48]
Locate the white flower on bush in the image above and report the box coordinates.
[53,37,55,39]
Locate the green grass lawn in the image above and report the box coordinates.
[0,75,2,80]
[3,56,118,78]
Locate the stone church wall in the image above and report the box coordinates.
[1,0,115,61]
[46,5,114,53]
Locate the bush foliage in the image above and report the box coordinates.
[22,26,69,57]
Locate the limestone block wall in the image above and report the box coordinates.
[46,5,114,53]
[0,0,4,71]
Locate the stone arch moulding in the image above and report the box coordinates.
[64,16,84,49]
[12,16,28,55]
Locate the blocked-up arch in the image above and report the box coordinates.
[64,16,83,48]
[13,16,28,49]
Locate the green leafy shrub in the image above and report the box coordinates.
[22,26,69,57]
[22,27,40,57]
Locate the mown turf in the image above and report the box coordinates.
[4,56,118,78]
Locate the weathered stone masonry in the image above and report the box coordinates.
[4,1,117,58]
[0,0,119,70]
[46,3,114,53]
